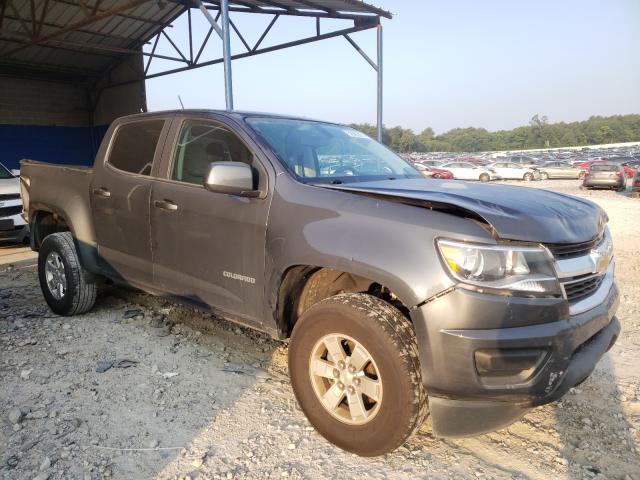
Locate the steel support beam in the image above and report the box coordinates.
[220,0,234,110]
[343,34,377,71]
[203,4,369,21]
[198,0,233,109]
[376,23,383,142]
[142,23,373,81]
[199,2,223,38]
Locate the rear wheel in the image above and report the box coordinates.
[288,293,427,456]
[38,232,97,315]
[523,172,533,181]
[479,173,490,182]
[540,172,549,180]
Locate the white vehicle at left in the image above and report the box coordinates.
[0,163,28,242]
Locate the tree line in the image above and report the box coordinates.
[351,114,640,152]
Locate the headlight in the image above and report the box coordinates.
[437,240,560,297]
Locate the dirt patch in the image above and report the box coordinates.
[1,180,639,479]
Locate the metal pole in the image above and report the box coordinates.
[376,23,383,142]
[220,0,234,110]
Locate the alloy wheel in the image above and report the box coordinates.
[308,333,383,426]
[45,251,67,300]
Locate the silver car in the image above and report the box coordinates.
[538,161,586,180]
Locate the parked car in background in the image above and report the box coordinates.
[440,162,499,181]
[489,162,539,181]
[0,162,29,242]
[422,166,453,179]
[582,164,626,191]
[576,159,609,170]
[413,163,430,177]
[618,160,640,178]
[538,161,586,180]
[508,156,540,168]
[631,170,640,198]
[418,160,446,168]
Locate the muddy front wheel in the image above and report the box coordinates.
[288,293,427,456]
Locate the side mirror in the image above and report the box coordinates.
[204,161,258,196]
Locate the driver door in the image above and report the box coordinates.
[150,116,273,322]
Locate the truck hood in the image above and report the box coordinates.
[322,178,605,244]
[0,177,20,195]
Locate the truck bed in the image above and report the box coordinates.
[20,159,95,248]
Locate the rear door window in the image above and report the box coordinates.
[108,120,165,176]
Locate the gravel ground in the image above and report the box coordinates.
[1,180,639,480]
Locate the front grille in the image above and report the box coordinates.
[0,205,22,217]
[546,233,603,259]
[0,193,20,201]
[563,275,604,302]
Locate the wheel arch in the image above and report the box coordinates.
[30,206,101,272]
[276,265,412,339]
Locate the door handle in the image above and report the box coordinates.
[154,199,178,212]
[92,187,111,198]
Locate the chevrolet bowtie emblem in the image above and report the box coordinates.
[589,242,612,274]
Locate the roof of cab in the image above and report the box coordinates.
[114,109,342,125]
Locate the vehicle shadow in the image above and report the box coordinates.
[84,287,281,479]
[553,353,639,479]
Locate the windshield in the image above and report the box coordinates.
[246,117,421,183]
[0,164,14,179]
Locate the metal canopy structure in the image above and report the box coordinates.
[0,0,391,139]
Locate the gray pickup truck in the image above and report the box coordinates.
[20,110,620,456]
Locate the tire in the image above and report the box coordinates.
[523,173,533,182]
[479,173,490,182]
[540,172,549,180]
[289,293,427,456]
[38,232,97,316]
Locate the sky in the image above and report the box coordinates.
[145,0,640,134]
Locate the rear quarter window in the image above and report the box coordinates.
[108,120,165,176]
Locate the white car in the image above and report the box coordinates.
[488,162,540,181]
[440,162,500,182]
[0,163,28,242]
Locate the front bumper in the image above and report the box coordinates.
[410,277,619,437]
[0,208,29,241]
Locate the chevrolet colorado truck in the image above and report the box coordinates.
[20,111,620,456]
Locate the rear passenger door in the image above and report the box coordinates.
[91,118,171,287]
[150,116,273,323]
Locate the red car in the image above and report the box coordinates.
[575,159,609,170]
[620,161,639,178]
[423,166,453,179]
